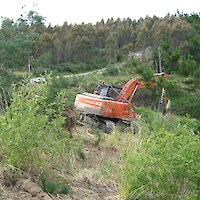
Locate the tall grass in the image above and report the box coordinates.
[111,108,200,199]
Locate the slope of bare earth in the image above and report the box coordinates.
[0,127,121,200]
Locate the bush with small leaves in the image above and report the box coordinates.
[103,65,119,76]
[0,82,78,173]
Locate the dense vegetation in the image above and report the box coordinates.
[0,10,200,200]
[0,11,200,76]
[110,108,199,199]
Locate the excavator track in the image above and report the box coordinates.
[99,120,115,133]
[77,112,138,134]
[77,112,115,133]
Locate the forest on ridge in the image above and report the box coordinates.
[0,11,200,76]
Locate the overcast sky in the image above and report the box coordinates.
[1,0,200,25]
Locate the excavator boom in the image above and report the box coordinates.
[115,72,168,103]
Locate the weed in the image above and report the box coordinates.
[78,148,86,160]
[40,173,69,195]
[90,125,102,146]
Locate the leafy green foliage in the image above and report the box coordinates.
[0,68,21,89]
[177,55,200,76]
[0,68,23,112]
[46,75,84,110]
[0,82,76,172]
[135,64,154,81]
[172,93,200,120]
[119,109,200,199]
[1,12,199,74]
[165,74,200,120]
[102,65,119,76]
[131,58,138,67]
[181,13,200,63]
[0,17,39,68]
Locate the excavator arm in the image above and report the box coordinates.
[115,79,142,103]
[115,72,168,104]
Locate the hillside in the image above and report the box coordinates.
[0,127,120,200]
[0,62,199,199]
[1,109,199,199]
[0,110,199,199]
[0,12,200,200]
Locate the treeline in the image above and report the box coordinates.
[0,11,200,75]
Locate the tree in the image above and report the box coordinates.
[105,33,118,63]
[135,18,153,55]
[24,10,46,34]
[53,37,62,66]
[169,18,192,49]
[0,17,36,68]
[182,13,200,63]
[34,32,53,56]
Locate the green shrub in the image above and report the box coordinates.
[46,76,84,108]
[183,77,197,85]
[119,110,200,199]
[193,67,200,79]
[0,68,22,109]
[103,65,119,76]
[177,55,198,76]
[172,93,200,120]
[135,64,154,81]
[131,58,138,67]
[82,80,98,93]
[0,82,76,172]
[0,68,21,90]
[40,173,69,195]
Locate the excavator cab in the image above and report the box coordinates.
[94,83,109,96]
[94,82,122,99]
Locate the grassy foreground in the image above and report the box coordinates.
[110,108,200,199]
[0,66,199,199]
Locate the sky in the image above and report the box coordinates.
[0,0,200,26]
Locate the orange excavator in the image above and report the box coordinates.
[74,72,170,133]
